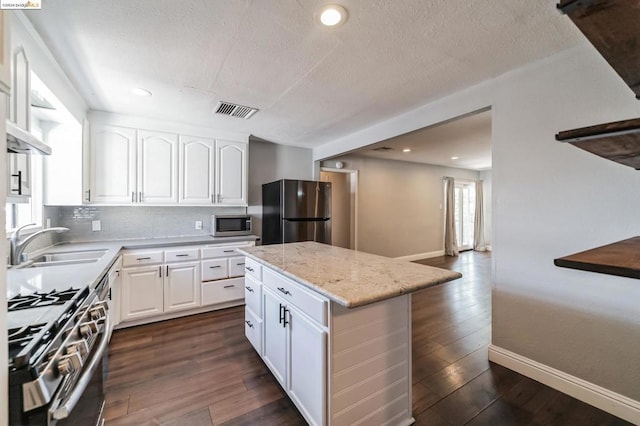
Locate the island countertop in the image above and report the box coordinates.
[238,241,462,308]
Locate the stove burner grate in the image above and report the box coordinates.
[8,288,79,311]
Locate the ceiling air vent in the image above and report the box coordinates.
[213,101,259,119]
[372,146,393,152]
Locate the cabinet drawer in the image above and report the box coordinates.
[245,308,262,355]
[202,244,246,259]
[165,247,200,262]
[228,256,246,277]
[244,257,262,281]
[263,268,327,326]
[202,258,228,281]
[244,275,262,317]
[202,277,244,306]
[122,250,164,267]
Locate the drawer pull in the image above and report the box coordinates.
[236,262,245,266]
[245,320,254,328]
[209,265,221,269]
[224,284,235,288]
[245,266,254,272]
[136,257,151,260]
[277,287,291,296]
[245,286,254,293]
[175,254,189,257]
[223,250,235,253]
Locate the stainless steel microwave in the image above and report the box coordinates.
[212,214,252,237]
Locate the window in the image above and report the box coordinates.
[454,180,475,251]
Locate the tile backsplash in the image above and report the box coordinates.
[45,206,248,242]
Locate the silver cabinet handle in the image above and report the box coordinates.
[85,189,91,202]
[136,257,151,260]
[224,284,234,288]
[10,171,22,194]
[223,250,234,253]
[139,192,142,203]
[209,265,221,269]
[166,265,169,276]
[245,266,254,272]
[158,266,162,277]
[211,194,214,203]
[175,254,189,257]
[132,192,135,203]
[245,285,254,293]
[245,320,254,328]
[237,262,245,266]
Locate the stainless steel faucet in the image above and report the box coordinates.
[9,223,70,266]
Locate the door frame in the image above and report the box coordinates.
[320,167,359,250]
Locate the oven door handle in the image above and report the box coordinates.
[51,314,111,420]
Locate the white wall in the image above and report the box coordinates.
[480,170,492,247]
[314,44,640,402]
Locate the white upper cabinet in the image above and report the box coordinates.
[90,125,137,204]
[88,119,247,206]
[216,139,247,206]
[0,11,11,95]
[138,130,178,204]
[179,135,214,205]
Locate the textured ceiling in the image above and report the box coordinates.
[25,0,584,148]
[353,109,492,170]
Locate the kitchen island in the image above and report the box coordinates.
[238,242,461,426]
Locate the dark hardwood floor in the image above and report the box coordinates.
[104,251,631,425]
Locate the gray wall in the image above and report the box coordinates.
[248,138,313,240]
[321,155,482,258]
[320,171,352,249]
[315,44,640,403]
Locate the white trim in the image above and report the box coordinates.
[488,345,640,424]
[395,250,444,262]
[320,167,359,251]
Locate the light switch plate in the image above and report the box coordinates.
[195,220,203,230]
[92,220,101,231]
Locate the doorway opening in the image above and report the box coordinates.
[454,180,476,251]
[319,168,358,250]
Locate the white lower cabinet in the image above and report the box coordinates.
[245,258,414,426]
[119,241,254,327]
[121,265,164,321]
[165,261,200,312]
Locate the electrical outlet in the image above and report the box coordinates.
[46,218,51,228]
[92,220,101,232]
[195,220,202,230]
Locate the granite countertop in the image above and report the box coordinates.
[7,235,259,299]
[238,242,462,308]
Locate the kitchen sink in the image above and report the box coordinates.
[25,249,108,267]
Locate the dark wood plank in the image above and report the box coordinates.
[554,236,640,279]
[105,251,631,425]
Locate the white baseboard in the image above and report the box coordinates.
[488,345,640,424]
[395,250,445,262]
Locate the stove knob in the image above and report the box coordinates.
[57,352,82,376]
[79,321,98,339]
[67,340,89,358]
[90,306,106,321]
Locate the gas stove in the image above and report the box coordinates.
[7,279,111,425]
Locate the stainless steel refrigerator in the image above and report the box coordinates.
[262,179,331,245]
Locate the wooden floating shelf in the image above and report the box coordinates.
[554,236,640,279]
[558,0,640,99]
[556,117,640,169]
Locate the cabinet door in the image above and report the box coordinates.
[288,307,327,426]
[0,11,10,95]
[121,265,163,321]
[90,124,137,204]
[228,255,246,277]
[215,140,247,205]
[179,135,214,204]
[7,152,30,200]
[263,289,288,387]
[165,261,201,312]
[138,130,178,204]
[11,46,29,129]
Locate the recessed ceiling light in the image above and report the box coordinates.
[451,156,459,160]
[402,148,411,153]
[131,87,152,97]
[316,4,348,27]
